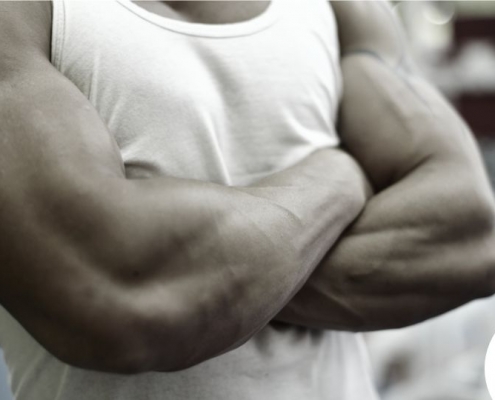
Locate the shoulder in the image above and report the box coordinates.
[0,2,52,67]
[329,0,402,64]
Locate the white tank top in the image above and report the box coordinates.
[0,1,379,399]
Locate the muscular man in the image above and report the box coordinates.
[0,1,493,400]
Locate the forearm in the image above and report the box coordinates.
[276,159,495,331]
[275,4,495,330]
[8,152,364,372]
[0,60,367,372]
[334,164,495,331]
[100,149,366,370]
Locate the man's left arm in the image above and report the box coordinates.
[275,0,495,331]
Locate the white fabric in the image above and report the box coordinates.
[0,1,379,399]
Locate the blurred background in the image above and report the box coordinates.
[1,1,495,399]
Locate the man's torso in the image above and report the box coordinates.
[0,1,378,399]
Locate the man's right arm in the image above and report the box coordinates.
[0,2,367,373]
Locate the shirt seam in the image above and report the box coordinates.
[51,0,66,70]
[115,0,283,39]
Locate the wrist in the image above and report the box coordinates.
[319,148,372,214]
[242,147,370,223]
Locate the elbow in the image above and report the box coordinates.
[44,313,155,374]
[458,186,495,251]
[462,188,495,237]
[472,197,495,296]
[47,295,222,374]
[449,186,495,297]
[58,345,151,376]
[431,176,495,243]
[48,321,200,375]
[48,320,195,374]
[31,283,167,374]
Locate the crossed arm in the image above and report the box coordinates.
[1,0,494,375]
[0,2,369,373]
[276,0,495,330]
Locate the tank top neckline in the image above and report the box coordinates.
[116,0,282,38]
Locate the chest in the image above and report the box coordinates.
[79,21,340,129]
[58,0,342,183]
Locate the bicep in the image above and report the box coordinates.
[332,0,483,191]
[0,1,127,302]
[0,2,126,251]
[0,3,141,369]
[0,2,124,181]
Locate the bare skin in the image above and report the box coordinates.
[147,0,494,331]
[0,2,368,373]
[135,1,271,24]
[275,0,495,330]
[0,0,493,376]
